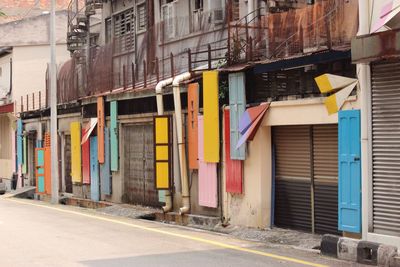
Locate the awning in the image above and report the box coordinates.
[371,0,400,33]
[253,50,351,74]
[236,103,270,149]
[81,118,97,145]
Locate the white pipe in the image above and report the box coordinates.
[155,78,173,115]
[155,77,174,213]
[358,0,371,240]
[172,72,192,215]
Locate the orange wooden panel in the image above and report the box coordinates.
[187,83,199,169]
[44,147,52,194]
[97,97,105,164]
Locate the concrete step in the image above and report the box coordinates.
[154,212,220,229]
[61,197,112,209]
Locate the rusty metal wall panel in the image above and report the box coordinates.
[371,61,400,236]
[97,97,105,164]
[224,109,243,194]
[187,83,199,169]
[123,124,159,207]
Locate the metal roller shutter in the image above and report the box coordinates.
[313,125,339,234]
[273,126,312,232]
[273,124,339,234]
[371,61,400,236]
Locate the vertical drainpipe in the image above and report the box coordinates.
[358,0,371,240]
[172,72,192,215]
[155,77,174,213]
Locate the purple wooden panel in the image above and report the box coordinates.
[198,115,218,208]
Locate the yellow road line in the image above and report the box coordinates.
[5,198,328,267]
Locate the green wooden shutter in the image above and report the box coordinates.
[110,101,119,171]
[229,72,246,160]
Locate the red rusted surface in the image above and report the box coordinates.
[0,103,13,114]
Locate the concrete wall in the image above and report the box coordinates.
[0,53,12,98]
[12,44,70,113]
[223,95,361,229]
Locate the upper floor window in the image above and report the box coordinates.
[194,0,203,10]
[105,18,111,44]
[114,8,135,53]
[137,2,147,32]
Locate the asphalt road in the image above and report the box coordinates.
[0,198,359,267]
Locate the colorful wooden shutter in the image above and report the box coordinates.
[35,148,45,194]
[224,109,243,194]
[22,135,27,174]
[188,83,199,169]
[110,101,119,171]
[90,136,100,201]
[70,122,82,183]
[82,128,90,184]
[228,72,246,160]
[44,147,51,194]
[17,119,23,166]
[198,115,218,208]
[97,97,105,164]
[338,110,361,233]
[203,71,220,163]
[100,128,111,195]
[154,116,172,190]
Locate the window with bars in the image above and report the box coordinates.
[114,8,135,53]
[137,2,147,32]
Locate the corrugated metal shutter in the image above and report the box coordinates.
[273,124,339,234]
[371,61,400,236]
[313,124,339,234]
[273,126,312,232]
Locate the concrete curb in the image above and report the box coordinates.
[321,234,399,266]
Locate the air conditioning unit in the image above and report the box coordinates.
[212,8,224,24]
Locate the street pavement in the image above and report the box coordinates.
[0,198,362,267]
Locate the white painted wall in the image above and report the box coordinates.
[0,54,11,99]
[12,44,70,113]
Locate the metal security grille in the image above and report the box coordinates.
[273,124,339,234]
[313,124,339,234]
[371,61,400,236]
[274,126,312,232]
[123,123,159,207]
[64,135,73,193]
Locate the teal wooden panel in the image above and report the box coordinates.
[17,119,23,166]
[38,176,45,193]
[100,128,111,195]
[338,110,361,233]
[37,150,44,166]
[110,101,119,171]
[229,72,246,160]
[90,137,100,201]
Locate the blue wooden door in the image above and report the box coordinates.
[100,128,111,195]
[338,110,361,233]
[36,148,45,193]
[110,101,119,171]
[90,136,100,201]
[228,72,246,160]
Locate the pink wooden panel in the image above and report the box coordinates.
[82,129,91,184]
[198,115,218,208]
[224,109,243,194]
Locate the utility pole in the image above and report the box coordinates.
[50,0,59,204]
